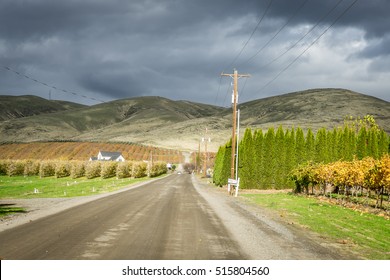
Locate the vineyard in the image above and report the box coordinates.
[290,155,390,210]
[0,141,183,163]
[213,116,389,191]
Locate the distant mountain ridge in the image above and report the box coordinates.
[0,89,389,152]
[0,95,86,121]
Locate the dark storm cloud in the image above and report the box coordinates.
[0,0,389,105]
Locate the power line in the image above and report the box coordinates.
[257,0,359,94]
[238,0,310,68]
[259,0,345,70]
[2,65,107,103]
[222,0,274,73]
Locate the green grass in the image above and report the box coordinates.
[0,175,154,199]
[242,193,390,260]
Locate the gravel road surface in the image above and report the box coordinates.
[0,174,354,259]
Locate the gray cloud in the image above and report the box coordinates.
[1,0,389,105]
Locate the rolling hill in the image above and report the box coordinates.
[0,95,86,121]
[0,89,389,152]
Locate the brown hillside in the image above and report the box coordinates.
[0,89,389,152]
[0,142,184,163]
[0,95,86,121]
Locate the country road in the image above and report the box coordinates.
[0,174,353,260]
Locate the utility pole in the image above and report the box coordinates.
[221,69,250,181]
[202,127,210,177]
[196,141,200,174]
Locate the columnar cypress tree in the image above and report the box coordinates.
[263,127,275,188]
[221,140,232,185]
[213,115,389,190]
[213,145,225,186]
[239,128,254,189]
[253,129,264,188]
[368,128,379,159]
[357,126,368,159]
[327,128,338,162]
[315,128,328,163]
[284,128,296,188]
[274,126,286,188]
[349,127,357,160]
[295,127,305,165]
[213,139,232,187]
[343,126,355,161]
[305,128,315,162]
[378,130,389,156]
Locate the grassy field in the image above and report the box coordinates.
[0,175,154,199]
[242,193,390,260]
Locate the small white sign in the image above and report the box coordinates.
[228,178,238,185]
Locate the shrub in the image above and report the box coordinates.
[70,161,86,179]
[101,161,118,179]
[116,161,133,179]
[7,160,25,176]
[24,160,40,176]
[0,160,9,175]
[85,161,101,179]
[132,161,147,178]
[55,161,71,178]
[149,161,168,177]
[39,161,55,177]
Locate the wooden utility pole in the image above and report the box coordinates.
[202,127,210,177]
[221,69,250,180]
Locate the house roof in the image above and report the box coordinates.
[99,151,123,160]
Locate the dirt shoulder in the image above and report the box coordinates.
[192,176,361,259]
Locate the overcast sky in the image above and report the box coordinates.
[1,0,389,106]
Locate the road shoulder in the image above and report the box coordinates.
[191,175,360,259]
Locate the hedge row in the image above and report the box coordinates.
[0,160,167,179]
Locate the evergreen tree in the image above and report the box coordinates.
[305,128,315,162]
[378,130,389,157]
[212,140,232,186]
[356,126,368,159]
[327,128,338,162]
[274,126,286,188]
[284,128,296,188]
[368,128,379,159]
[253,129,264,188]
[349,127,357,160]
[336,127,345,160]
[212,145,224,186]
[295,127,305,165]
[239,128,254,189]
[315,128,328,163]
[221,140,232,185]
[263,127,275,188]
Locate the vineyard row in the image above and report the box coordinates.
[290,155,390,208]
[0,141,184,163]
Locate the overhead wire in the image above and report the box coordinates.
[238,0,311,102]
[217,0,274,107]
[2,65,107,103]
[259,0,345,70]
[257,0,359,94]
[221,0,274,73]
[238,0,310,68]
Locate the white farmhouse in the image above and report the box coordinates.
[89,151,125,162]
